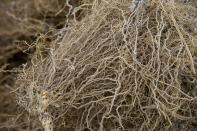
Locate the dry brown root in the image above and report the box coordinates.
[16,0,197,130]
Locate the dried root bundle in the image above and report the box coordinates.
[16,0,197,130]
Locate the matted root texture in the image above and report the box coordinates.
[16,0,197,130]
[0,0,80,130]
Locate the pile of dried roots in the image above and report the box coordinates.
[16,0,197,130]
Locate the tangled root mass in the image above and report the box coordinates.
[16,0,197,130]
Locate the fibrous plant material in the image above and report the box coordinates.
[0,0,78,130]
[16,0,197,130]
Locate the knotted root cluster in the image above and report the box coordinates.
[16,0,197,130]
